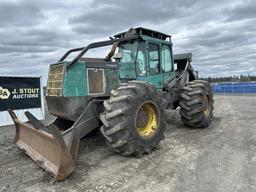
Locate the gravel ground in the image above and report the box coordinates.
[0,95,256,192]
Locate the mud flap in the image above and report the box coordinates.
[8,110,76,181]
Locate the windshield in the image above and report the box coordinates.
[119,41,138,63]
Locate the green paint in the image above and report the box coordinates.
[141,35,172,46]
[63,61,87,97]
[105,68,119,92]
[116,34,175,89]
[119,62,136,79]
[62,61,120,97]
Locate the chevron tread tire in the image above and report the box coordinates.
[100,81,167,157]
[179,80,214,128]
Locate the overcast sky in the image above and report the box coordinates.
[0,0,255,84]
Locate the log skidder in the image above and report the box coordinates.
[8,27,214,180]
[100,81,167,156]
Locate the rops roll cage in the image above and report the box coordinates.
[58,35,140,69]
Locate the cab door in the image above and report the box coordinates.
[161,44,175,84]
[147,42,163,89]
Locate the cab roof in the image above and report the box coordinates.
[174,53,193,62]
[114,27,171,41]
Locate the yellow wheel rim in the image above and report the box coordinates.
[203,94,211,116]
[136,102,159,138]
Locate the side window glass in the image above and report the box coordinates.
[149,43,160,74]
[162,45,172,72]
[136,42,146,76]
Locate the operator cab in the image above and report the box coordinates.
[114,27,175,89]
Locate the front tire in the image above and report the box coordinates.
[179,80,214,128]
[100,81,166,156]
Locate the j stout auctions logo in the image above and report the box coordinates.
[12,88,40,99]
[0,87,39,100]
[0,87,10,99]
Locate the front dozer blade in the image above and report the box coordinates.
[8,100,100,181]
[8,110,76,181]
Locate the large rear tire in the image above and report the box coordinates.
[100,81,166,156]
[179,80,214,128]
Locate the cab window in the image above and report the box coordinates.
[136,41,147,76]
[162,45,172,72]
[119,41,138,63]
[149,43,160,74]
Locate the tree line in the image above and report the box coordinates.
[200,75,256,83]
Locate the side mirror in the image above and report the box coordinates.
[113,52,123,60]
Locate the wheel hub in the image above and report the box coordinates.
[203,94,211,116]
[136,102,159,138]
